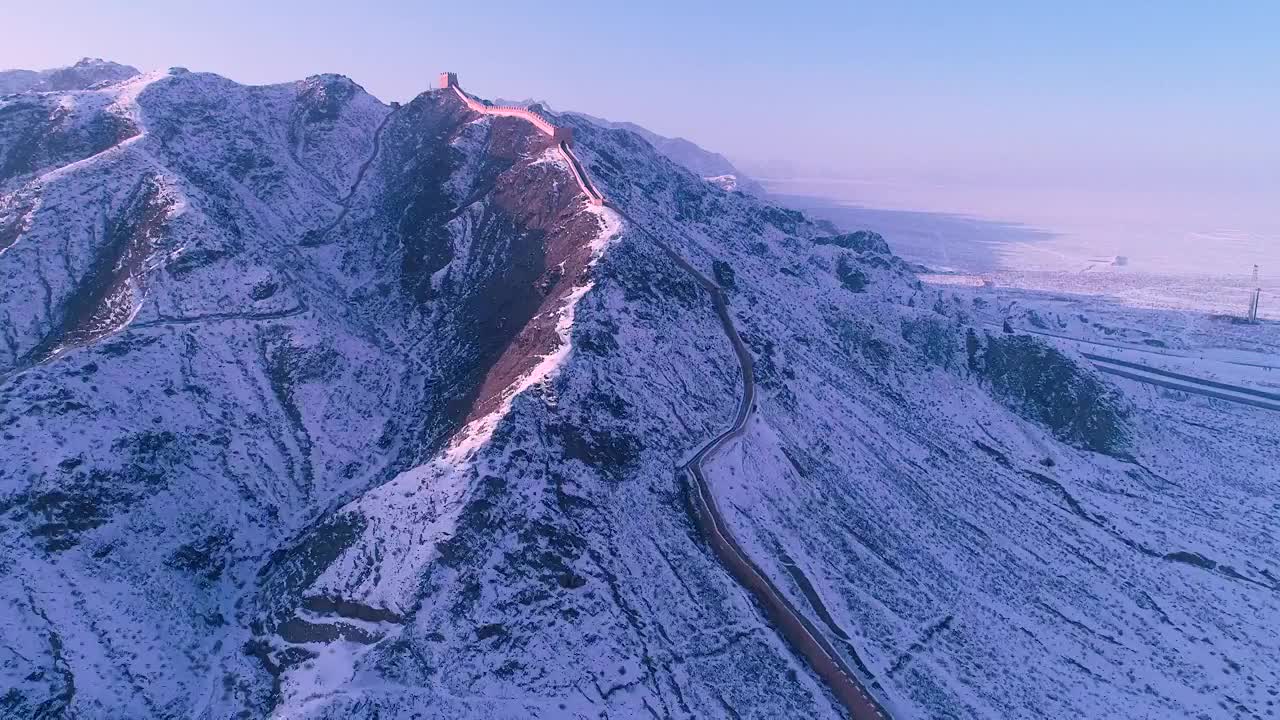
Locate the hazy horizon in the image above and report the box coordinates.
[6,1,1276,276]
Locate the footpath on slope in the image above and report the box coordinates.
[309,106,399,244]
[609,204,892,720]
[442,70,893,713]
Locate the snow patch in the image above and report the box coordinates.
[276,640,367,718]
[306,205,624,614]
[34,70,168,187]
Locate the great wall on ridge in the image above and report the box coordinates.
[436,71,890,718]
[439,72,604,206]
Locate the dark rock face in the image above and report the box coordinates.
[836,254,868,292]
[815,230,892,254]
[27,177,172,362]
[967,330,1133,455]
[712,259,736,290]
[0,95,139,183]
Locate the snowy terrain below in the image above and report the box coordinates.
[770,186,1278,321]
[1,62,1276,720]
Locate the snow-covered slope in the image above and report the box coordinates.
[567,122,1278,717]
[568,110,765,196]
[488,101,757,195]
[1,66,1275,720]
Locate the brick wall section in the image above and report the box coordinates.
[450,85,558,137]
[447,79,603,206]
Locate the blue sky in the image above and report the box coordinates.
[5,1,1277,230]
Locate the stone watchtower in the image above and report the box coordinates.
[552,126,574,146]
[438,72,458,89]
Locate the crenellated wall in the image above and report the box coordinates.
[445,75,603,206]
[450,85,558,138]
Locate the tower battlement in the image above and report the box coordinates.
[552,126,574,146]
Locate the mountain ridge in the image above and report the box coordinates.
[0,64,1275,720]
[0,57,141,94]
[494,95,763,196]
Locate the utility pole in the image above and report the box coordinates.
[1248,264,1261,322]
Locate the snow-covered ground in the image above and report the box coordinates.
[3,62,1277,720]
[926,270,1280,322]
[771,185,1278,321]
[959,283,1280,374]
[700,269,1280,717]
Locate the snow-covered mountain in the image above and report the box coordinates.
[550,108,764,196]
[494,100,763,196]
[0,57,141,95]
[493,97,762,196]
[0,65,1275,720]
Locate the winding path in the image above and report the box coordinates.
[610,204,891,720]
[449,70,894,712]
[310,107,398,243]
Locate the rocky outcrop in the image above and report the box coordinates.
[966,330,1133,455]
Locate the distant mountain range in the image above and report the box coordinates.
[496,97,764,196]
[567,111,766,196]
[0,57,140,94]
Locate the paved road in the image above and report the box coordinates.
[609,203,889,719]
[1081,352,1280,403]
[1091,364,1280,413]
[1009,323,1280,371]
[983,323,1280,413]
